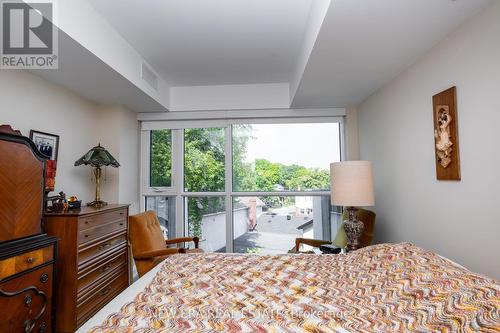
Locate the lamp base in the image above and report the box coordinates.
[87,200,108,208]
[343,207,364,251]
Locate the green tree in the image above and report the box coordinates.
[184,128,225,192]
[150,130,172,187]
[254,159,281,191]
[184,128,226,237]
[286,167,330,191]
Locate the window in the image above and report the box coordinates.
[184,128,225,192]
[233,196,333,254]
[150,129,172,187]
[142,118,344,253]
[185,196,226,252]
[233,123,341,192]
[145,196,176,239]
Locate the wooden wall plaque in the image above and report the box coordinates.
[432,87,461,180]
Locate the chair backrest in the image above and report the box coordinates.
[129,211,166,258]
[341,208,376,248]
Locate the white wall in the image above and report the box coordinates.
[345,106,360,160]
[0,70,140,212]
[170,83,290,111]
[96,105,140,213]
[1,70,99,201]
[358,1,500,279]
[200,208,248,252]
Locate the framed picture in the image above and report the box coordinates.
[30,130,59,161]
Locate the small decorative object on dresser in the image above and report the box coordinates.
[46,191,68,214]
[74,144,120,208]
[432,86,461,180]
[44,204,130,332]
[330,161,375,251]
[0,125,58,333]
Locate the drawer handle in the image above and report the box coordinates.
[99,287,111,296]
[84,235,89,238]
[24,294,32,306]
[40,273,49,283]
[119,223,124,226]
[100,243,111,250]
[26,257,35,264]
[0,287,48,333]
[100,265,111,273]
[84,220,90,224]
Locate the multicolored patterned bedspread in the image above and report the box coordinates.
[89,243,500,332]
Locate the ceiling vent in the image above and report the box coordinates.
[141,62,158,91]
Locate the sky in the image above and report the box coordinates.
[240,123,341,170]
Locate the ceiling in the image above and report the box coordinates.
[88,0,314,87]
[291,0,492,108]
[87,0,491,108]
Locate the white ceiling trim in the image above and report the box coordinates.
[141,116,344,130]
[289,0,331,104]
[24,0,170,111]
[30,30,169,112]
[138,108,345,122]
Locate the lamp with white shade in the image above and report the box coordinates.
[330,161,375,251]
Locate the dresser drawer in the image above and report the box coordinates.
[78,250,127,295]
[76,267,128,328]
[78,232,127,265]
[0,264,53,333]
[78,219,127,245]
[44,205,129,332]
[79,208,127,231]
[0,245,54,280]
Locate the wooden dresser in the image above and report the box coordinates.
[0,125,58,333]
[44,205,130,332]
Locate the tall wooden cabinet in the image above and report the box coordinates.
[0,125,58,333]
[45,204,130,332]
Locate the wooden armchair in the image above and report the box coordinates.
[129,211,202,277]
[294,208,376,253]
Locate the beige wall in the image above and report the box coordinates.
[0,70,140,212]
[358,2,500,279]
[97,105,140,213]
[345,106,360,160]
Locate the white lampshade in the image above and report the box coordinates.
[330,161,375,207]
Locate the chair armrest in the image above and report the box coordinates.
[134,248,183,260]
[295,238,331,252]
[165,237,200,248]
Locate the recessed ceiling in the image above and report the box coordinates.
[88,0,314,87]
[82,0,492,110]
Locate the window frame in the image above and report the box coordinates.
[141,116,346,253]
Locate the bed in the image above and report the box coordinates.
[79,243,500,332]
